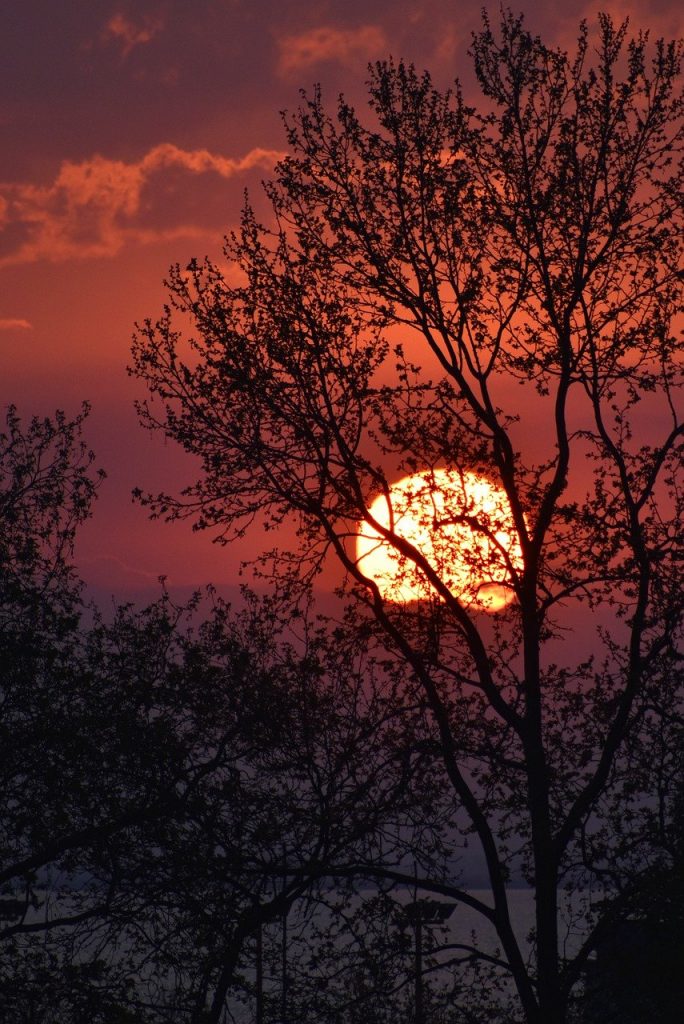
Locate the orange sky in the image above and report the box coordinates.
[2,1,682,602]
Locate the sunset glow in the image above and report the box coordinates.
[356,470,523,610]
[3,1,680,597]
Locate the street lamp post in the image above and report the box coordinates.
[280,848,290,1024]
[403,899,457,1024]
[255,920,263,1024]
[281,898,288,1024]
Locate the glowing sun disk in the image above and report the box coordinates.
[356,469,523,611]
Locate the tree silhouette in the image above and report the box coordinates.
[132,12,683,1024]
[1,408,423,1021]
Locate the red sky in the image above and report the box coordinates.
[2,1,681,602]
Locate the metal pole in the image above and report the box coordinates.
[256,921,263,1024]
[281,850,288,1024]
[415,914,423,1024]
[281,904,288,1024]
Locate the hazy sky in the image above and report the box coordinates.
[2,1,681,599]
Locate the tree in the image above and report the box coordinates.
[77,591,431,1024]
[0,403,109,936]
[0,402,101,631]
[0,403,144,1015]
[0,407,423,1022]
[132,11,683,1024]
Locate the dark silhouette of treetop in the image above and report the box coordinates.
[131,11,682,1024]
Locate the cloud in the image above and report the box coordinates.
[0,144,285,266]
[433,25,464,65]
[0,318,32,331]
[278,25,387,75]
[577,0,684,34]
[103,12,163,58]
[547,3,684,56]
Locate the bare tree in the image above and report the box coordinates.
[131,12,683,1023]
[0,408,421,1022]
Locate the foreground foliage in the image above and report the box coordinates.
[1,408,454,1021]
[131,12,683,1024]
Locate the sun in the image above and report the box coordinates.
[356,469,523,611]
